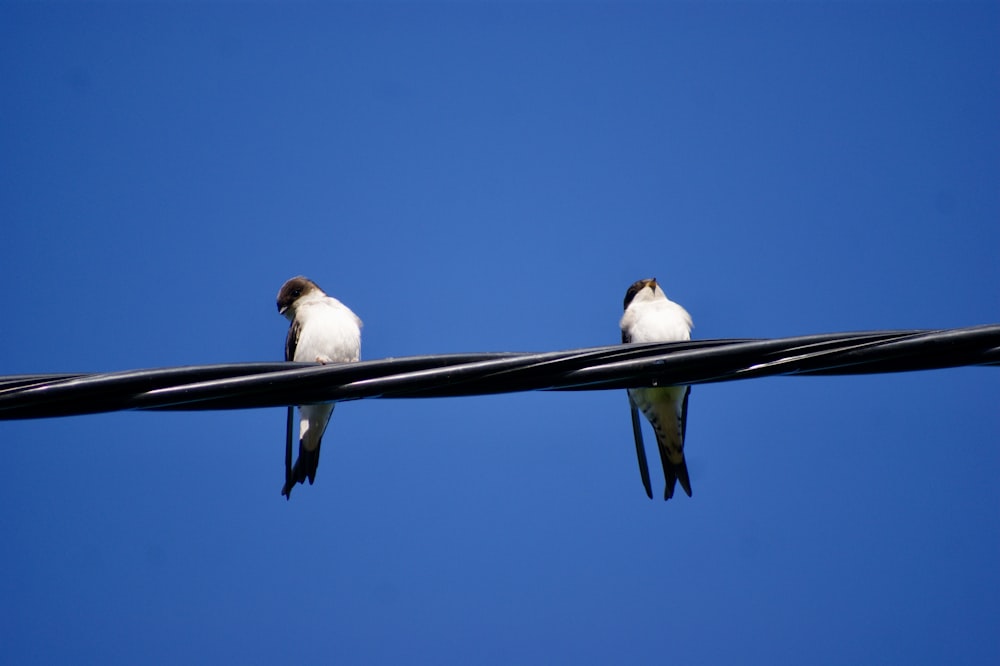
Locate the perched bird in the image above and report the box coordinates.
[619,278,694,500]
[276,276,362,499]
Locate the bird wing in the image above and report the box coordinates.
[681,385,690,441]
[285,317,301,362]
[622,328,653,499]
[629,394,653,499]
[284,406,294,494]
[283,317,302,498]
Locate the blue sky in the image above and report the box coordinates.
[1,2,998,664]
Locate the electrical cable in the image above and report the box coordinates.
[0,325,997,421]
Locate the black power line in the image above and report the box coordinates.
[1,325,998,421]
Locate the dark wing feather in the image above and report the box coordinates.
[283,406,294,499]
[622,327,653,499]
[285,317,301,362]
[282,317,301,499]
[629,396,653,499]
[680,386,691,441]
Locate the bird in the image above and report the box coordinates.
[276,276,362,499]
[619,278,694,500]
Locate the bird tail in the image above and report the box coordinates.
[651,386,693,500]
[282,445,321,498]
[662,456,692,500]
[281,403,334,500]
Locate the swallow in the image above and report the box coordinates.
[277,276,362,499]
[619,278,694,500]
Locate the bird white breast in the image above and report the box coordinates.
[621,298,693,343]
[294,297,362,364]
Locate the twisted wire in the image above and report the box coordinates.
[1,325,997,421]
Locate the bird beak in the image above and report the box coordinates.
[647,278,658,290]
[278,305,287,316]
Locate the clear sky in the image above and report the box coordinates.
[2,2,998,664]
